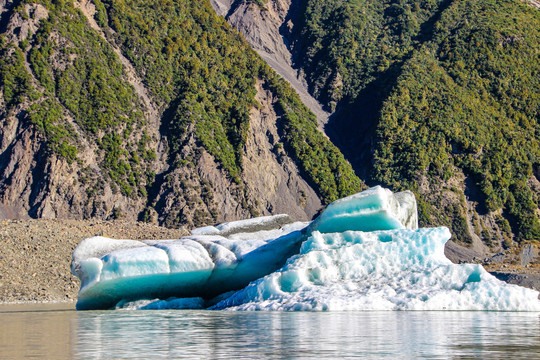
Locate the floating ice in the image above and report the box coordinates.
[71,186,540,311]
[72,222,309,310]
[212,228,540,311]
[307,186,418,234]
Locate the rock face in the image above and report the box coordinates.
[0,0,322,227]
[209,0,235,16]
[242,81,321,218]
[146,81,322,228]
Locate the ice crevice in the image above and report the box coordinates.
[71,186,540,311]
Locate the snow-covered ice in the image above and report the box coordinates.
[212,228,540,311]
[71,186,540,311]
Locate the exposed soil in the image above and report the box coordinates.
[0,219,188,303]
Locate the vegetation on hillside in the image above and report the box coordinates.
[296,0,445,110]
[97,0,363,203]
[294,0,540,243]
[1,0,154,197]
[373,0,540,241]
[0,0,363,225]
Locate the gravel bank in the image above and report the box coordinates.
[0,219,188,303]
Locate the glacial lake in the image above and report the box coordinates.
[1,303,540,359]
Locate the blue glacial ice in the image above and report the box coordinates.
[72,220,309,310]
[71,186,540,311]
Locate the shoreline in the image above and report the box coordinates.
[0,299,75,305]
[1,219,539,305]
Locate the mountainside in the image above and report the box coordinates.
[0,0,363,228]
[219,0,540,257]
[1,0,538,262]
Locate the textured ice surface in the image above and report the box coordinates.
[212,228,540,311]
[72,224,307,310]
[191,214,294,236]
[72,187,540,311]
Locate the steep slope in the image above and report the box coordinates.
[0,0,364,228]
[0,0,154,220]
[222,0,540,255]
[214,0,330,130]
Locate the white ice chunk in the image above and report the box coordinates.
[191,214,293,236]
[227,221,310,242]
[306,186,417,234]
[213,228,540,311]
[152,239,214,273]
[395,190,418,229]
[72,186,540,312]
[190,226,220,236]
[73,227,306,310]
[77,258,103,290]
[71,236,147,279]
[100,246,170,281]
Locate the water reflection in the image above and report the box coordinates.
[1,305,539,359]
[71,311,540,359]
[0,303,75,359]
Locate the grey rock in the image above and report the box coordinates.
[521,243,537,267]
[490,271,540,292]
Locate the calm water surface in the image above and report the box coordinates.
[1,303,539,359]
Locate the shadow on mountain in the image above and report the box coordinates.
[324,0,455,183]
[325,63,403,183]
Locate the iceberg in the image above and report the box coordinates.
[212,228,540,311]
[71,186,540,311]
[306,186,418,234]
[72,220,310,310]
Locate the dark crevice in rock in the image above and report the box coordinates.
[138,98,180,222]
[326,63,405,183]
[280,0,304,55]
[464,175,488,215]
[415,0,455,44]
[0,0,19,34]
[28,142,50,218]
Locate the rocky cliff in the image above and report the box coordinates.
[1,0,538,268]
[0,0,364,228]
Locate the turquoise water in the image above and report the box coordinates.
[1,304,540,359]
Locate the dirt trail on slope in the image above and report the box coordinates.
[222,0,331,132]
